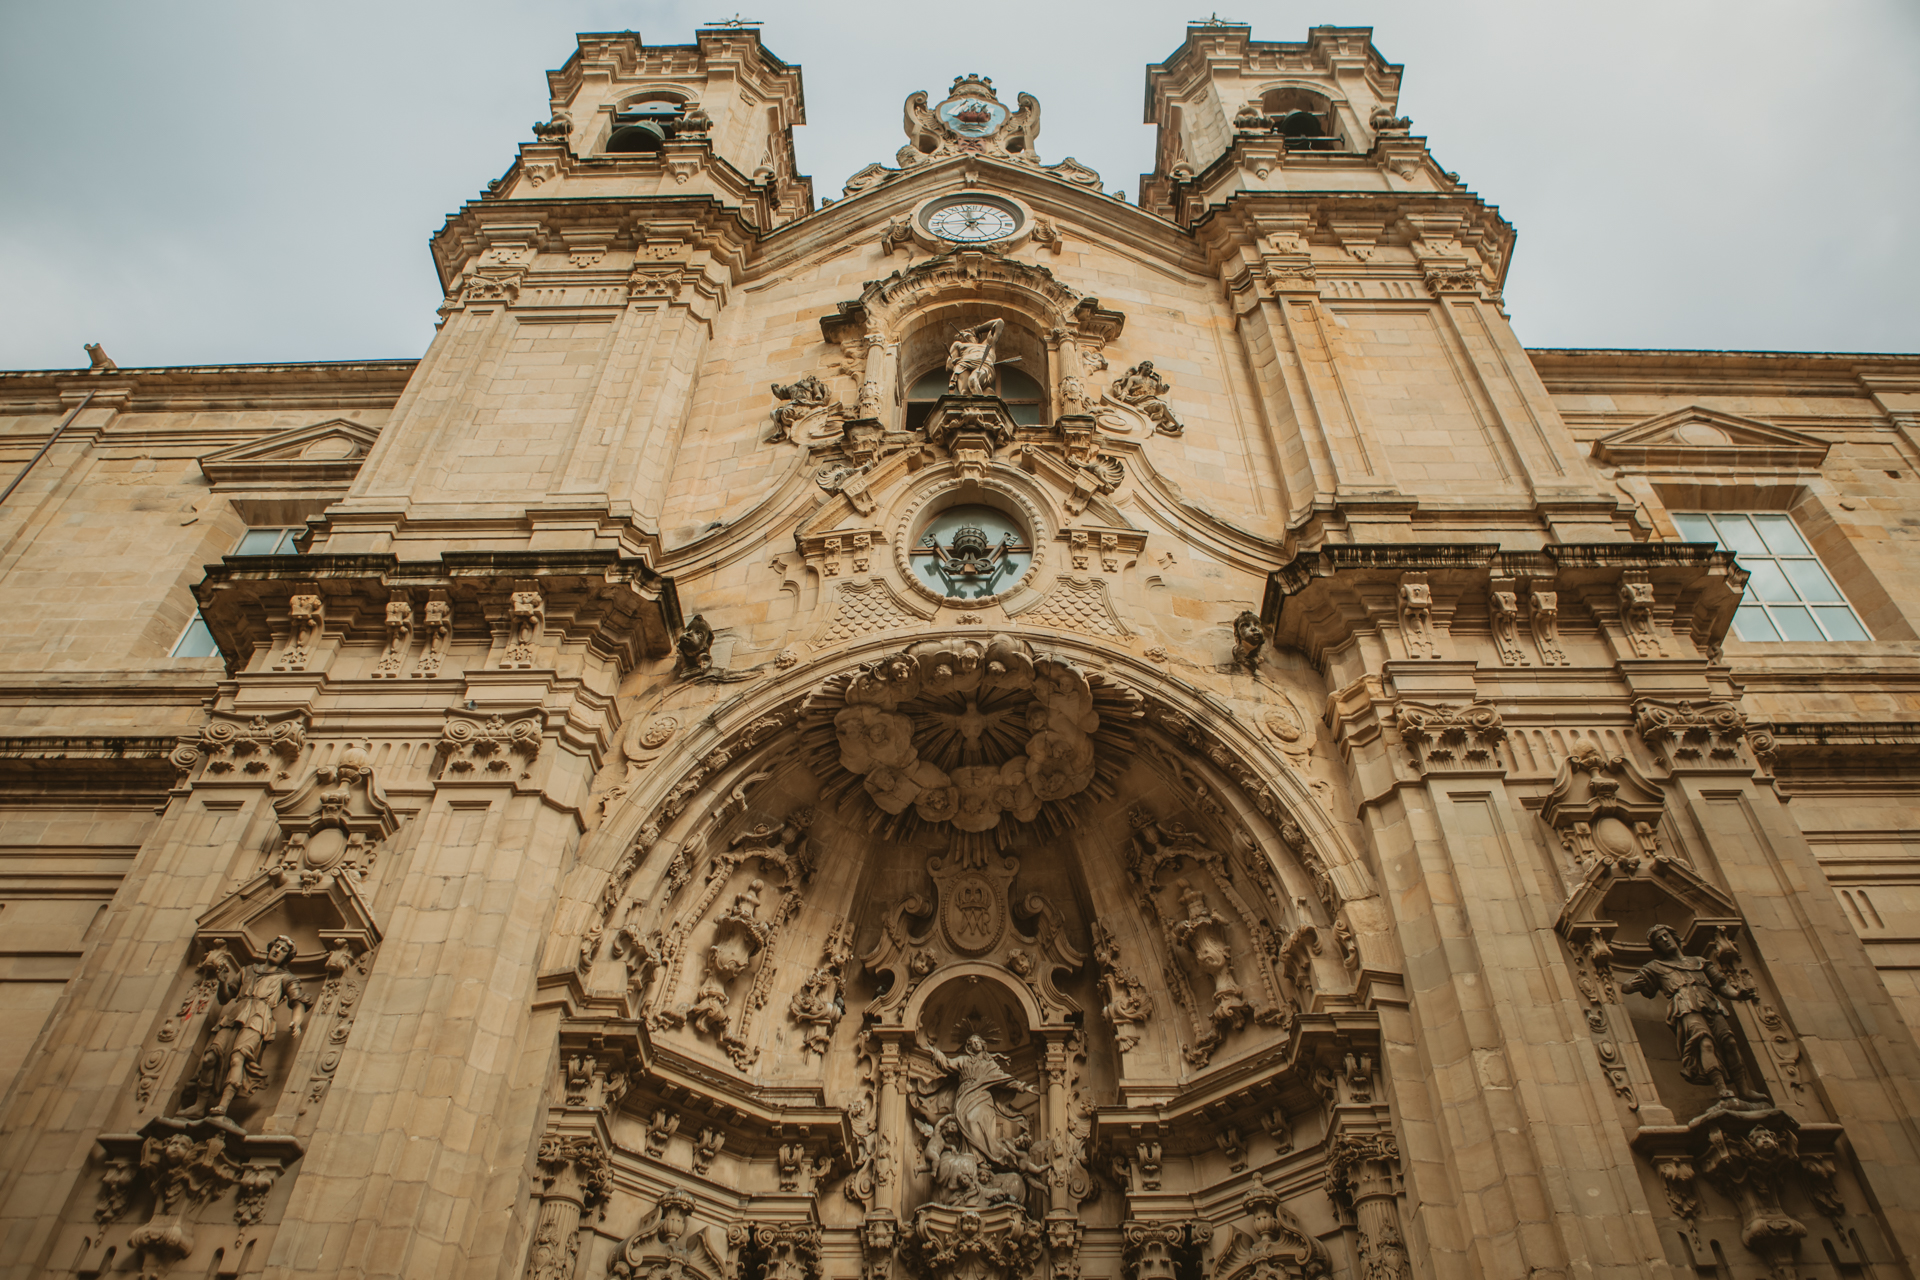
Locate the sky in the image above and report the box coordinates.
[2,0,1916,372]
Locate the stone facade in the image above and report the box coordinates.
[0,20,1918,1280]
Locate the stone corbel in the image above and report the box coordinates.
[1395,572,1441,659]
[502,580,545,669]
[1487,576,1528,666]
[1618,571,1664,658]
[1528,582,1570,665]
[372,593,412,678]
[271,587,325,672]
[414,591,453,678]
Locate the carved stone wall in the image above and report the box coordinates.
[0,18,1918,1280]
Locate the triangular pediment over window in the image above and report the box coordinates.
[199,417,380,485]
[1591,406,1828,469]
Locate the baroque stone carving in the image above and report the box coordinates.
[802,635,1139,836]
[1091,922,1153,1053]
[1622,924,1766,1107]
[372,594,412,678]
[1127,811,1289,1066]
[1633,698,1749,766]
[176,935,310,1124]
[415,592,453,677]
[187,711,307,782]
[273,591,324,671]
[1212,1171,1331,1280]
[437,708,543,780]
[1324,1133,1410,1280]
[788,920,854,1054]
[1488,577,1527,667]
[1108,361,1182,436]
[1618,571,1664,658]
[678,614,716,677]
[610,1189,726,1280]
[769,374,831,443]
[1540,741,1667,869]
[647,809,815,1070]
[1230,611,1265,674]
[1529,586,1570,665]
[1396,573,1439,659]
[505,583,545,669]
[947,319,1005,397]
[1392,700,1505,774]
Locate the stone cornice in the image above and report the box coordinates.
[193,550,681,675]
[1262,542,1747,667]
[0,361,415,415]
[428,194,761,292]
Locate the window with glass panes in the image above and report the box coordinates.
[169,528,303,656]
[1672,513,1870,642]
[233,527,302,555]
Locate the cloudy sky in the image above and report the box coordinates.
[2,0,1915,371]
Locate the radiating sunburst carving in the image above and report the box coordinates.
[802,634,1141,843]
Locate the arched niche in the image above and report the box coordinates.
[894,302,1050,429]
[588,631,1377,1080]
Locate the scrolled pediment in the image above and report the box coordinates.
[1590,406,1828,470]
[199,418,380,486]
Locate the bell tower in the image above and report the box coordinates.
[480,25,810,227]
[1140,23,1448,221]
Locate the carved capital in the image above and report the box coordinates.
[1392,700,1506,774]
[435,708,542,781]
[1632,698,1748,768]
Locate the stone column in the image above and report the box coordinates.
[1326,1133,1410,1280]
[525,1132,609,1280]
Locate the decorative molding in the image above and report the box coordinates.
[1592,406,1830,470]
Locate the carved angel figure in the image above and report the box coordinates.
[178,935,310,1121]
[676,615,714,677]
[1109,360,1183,436]
[1232,611,1267,674]
[767,374,830,442]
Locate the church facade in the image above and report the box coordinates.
[2,21,1919,1280]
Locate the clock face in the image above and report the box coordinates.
[925,200,1021,243]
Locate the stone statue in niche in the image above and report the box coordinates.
[177,936,311,1122]
[1623,924,1766,1107]
[768,374,830,443]
[946,319,1005,397]
[1169,879,1254,1033]
[1109,361,1183,436]
[911,1035,1043,1209]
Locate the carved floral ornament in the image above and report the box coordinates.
[174,711,308,782]
[800,634,1142,836]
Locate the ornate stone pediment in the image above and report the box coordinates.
[1590,407,1829,470]
[199,418,380,486]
